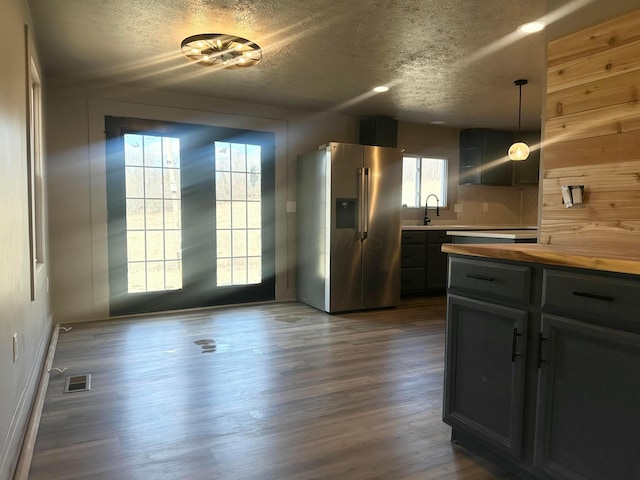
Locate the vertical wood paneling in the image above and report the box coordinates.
[542,8,640,250]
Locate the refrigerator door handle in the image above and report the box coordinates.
[363,167,370,239]
[357,167,367,241]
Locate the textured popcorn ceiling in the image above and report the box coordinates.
[27,0,639,129]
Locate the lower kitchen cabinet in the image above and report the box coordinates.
[401,230,451,296]
[534,314,640,480]
[444,295,528,459]
[444,255,640,480]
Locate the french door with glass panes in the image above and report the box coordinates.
[105,117,275,315]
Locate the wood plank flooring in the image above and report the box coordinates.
[28,298,513,480]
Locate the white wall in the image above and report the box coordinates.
[0,0,51,478]
[45,84,540,324]
[45,78,358,323]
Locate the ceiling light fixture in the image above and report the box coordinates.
[508,79,530,161]
[181,34,262,68]
[518,21,545,33]
[373,86,390,93]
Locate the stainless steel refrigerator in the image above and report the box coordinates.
[296,142,402,313]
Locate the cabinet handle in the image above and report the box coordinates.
[511,328,522,363]
[466,274,494,282]
[572,291,614,302]
[537,333,547,369]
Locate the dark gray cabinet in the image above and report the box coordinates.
[444,295,528,459]
[459,129,513,185]
[444,255,640,480]
[534,314,640,480]
[401,231,427,294]
[459,128,540,186]
[401,230,451,296]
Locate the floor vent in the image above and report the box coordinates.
[64,374,91,393]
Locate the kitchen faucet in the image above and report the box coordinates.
[424,194,440,225]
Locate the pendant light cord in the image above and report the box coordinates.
[513,79,527,133]
[518,83,522,132]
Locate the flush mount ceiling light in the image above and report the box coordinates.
[372,86,390,93]
[508,79,530,161]
[181,34,262,68]
[518,21,545,34]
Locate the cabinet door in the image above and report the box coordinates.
[401,267,426,294]
[534,314,640,480]
[459,129,483,185]
[481,130,513,185]
[458,129,513,185]
[426,242,448,291]
[401,244,426,268]
[444,295,528,459]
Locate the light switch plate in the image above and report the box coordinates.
[454,203,463,213]
[286,201,296,213]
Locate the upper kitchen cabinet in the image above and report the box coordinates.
[513,131,541,185]
[459,129,514,185]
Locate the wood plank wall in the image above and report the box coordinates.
[541,8,640,249]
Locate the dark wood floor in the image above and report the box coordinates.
[28,297,513,479]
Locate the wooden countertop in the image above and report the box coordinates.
[446,229,537,240]
[441,243,640,276]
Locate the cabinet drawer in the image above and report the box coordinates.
[542,268,640,330]
[401,245,426,268]
[427,230,451,244]
[402,231,426,245]
[449,256,531,304]
[401,268,426,292]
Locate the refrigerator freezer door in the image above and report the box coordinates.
[362,145,402,309]
[328,143,364,312]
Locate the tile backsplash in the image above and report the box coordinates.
[402,186,539,226]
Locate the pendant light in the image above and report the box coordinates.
[508,79,530,161]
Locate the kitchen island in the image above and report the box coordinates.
[441,242,640,480]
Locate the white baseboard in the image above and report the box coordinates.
[8,320,58,480]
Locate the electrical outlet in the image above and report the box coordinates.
[483,202,489,212]
[454,203,463,213]
[12,333,18,363]
[286,201,296,213]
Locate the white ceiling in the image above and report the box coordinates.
[26,0,640,131]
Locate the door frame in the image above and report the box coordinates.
[83,100,287,321]
[104,116,276,315]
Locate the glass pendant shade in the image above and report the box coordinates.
[508,141,530,161]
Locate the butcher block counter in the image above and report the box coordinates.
[441,242,640,277]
